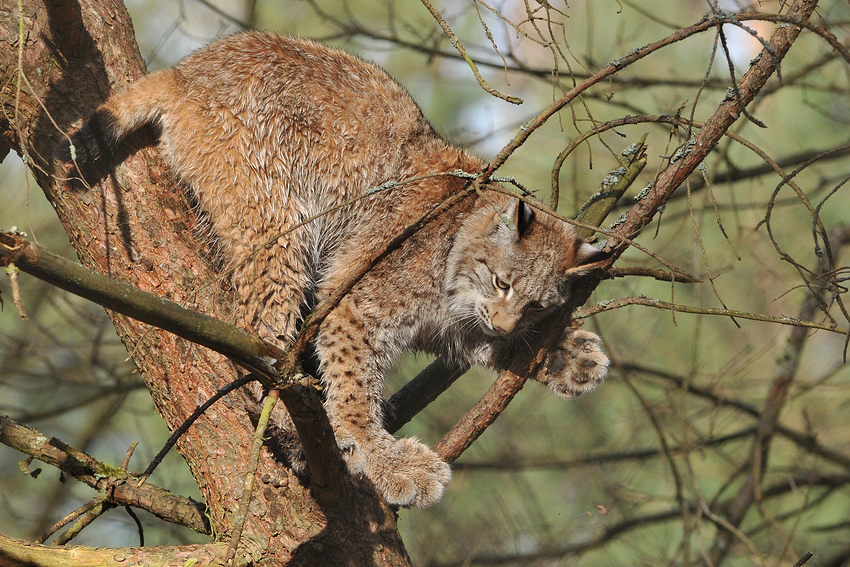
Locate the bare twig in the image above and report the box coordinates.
[139,374,261,481]
[609,0,819,250]
[576,295,847,335]
[54,495,111,546]
[605,266,701,283]
[418,0,523,104]
[4,261,26,318]
[226,390,279,566]
[37,496,104,544]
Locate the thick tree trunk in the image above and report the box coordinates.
[0,1,410,565]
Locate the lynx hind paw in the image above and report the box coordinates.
[341,432,450,508]
[539,329,608,400]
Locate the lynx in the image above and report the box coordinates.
[58,32,608,508]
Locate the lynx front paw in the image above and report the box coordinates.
[538,329,608,400]
[366,436,451,508]
[338,429,451,508]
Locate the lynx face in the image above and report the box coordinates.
[448,246,564,337]
[445,197,601,339]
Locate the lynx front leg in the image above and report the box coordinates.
[536,328,609,400]
[316,300,451,508]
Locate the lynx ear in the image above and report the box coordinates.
[576,240,606,266]
[563,240,609,278]
[500,198,535,239]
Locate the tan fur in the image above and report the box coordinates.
[66,32,608,508]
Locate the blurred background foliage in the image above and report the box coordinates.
[1,0,849,565]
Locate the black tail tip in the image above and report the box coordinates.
[55,109,120,165]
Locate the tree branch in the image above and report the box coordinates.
[610,0,820,251]
[0,415,210,535]
[0,533,227,567]
[575,295,847,335]
[0,231,279,374]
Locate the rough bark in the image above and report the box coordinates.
[0,0,409,565]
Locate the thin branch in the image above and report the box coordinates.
[418,0,523,104]
[609,0,819,251]
[576,295,848,335]
[54,495,112,546]
[453,428,754,472]
[226,390,279,566]
[139,374,261,481]
[37,496,104,544]
[482,9,812,179]
[605,266,701,283]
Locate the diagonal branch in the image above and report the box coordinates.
[0,232,280,377]
[429,0,820,466]
[610,0,819,252]
[576,295,847,335]
[418,0,523,104]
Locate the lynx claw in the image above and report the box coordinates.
[538,329,608,400]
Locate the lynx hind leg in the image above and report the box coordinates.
[228,242,309,348]
[537,329,608,400]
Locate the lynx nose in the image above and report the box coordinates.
[489,310,517,335]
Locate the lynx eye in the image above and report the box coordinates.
[525,301,546,311]
[492,274,511,292]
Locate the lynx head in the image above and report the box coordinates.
[445,196,604,338]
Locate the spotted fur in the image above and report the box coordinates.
[59,32,608,508]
